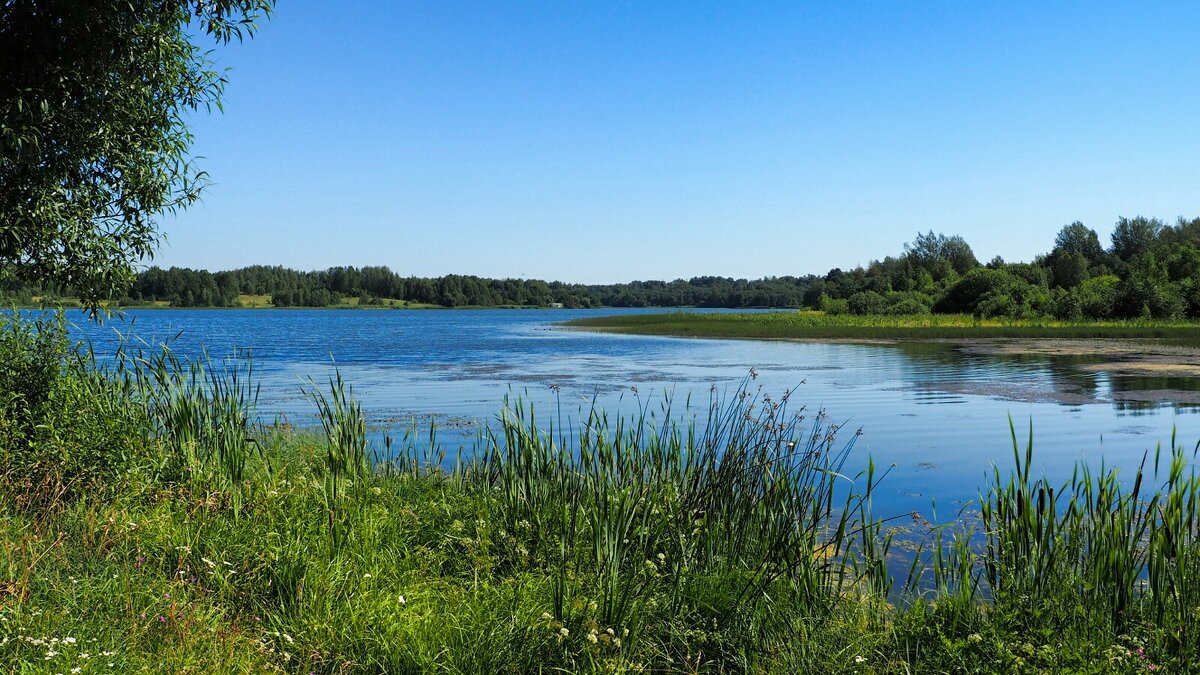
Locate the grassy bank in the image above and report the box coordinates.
[2,313,1199,672]
[567,310,1200,341]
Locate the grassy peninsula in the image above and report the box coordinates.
[3,312,1200,673]
[567,310,1200,341]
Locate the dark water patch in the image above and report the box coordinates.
[1112,389,1200,405]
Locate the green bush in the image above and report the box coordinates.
[885,297,932,315]
[934,268,1024,314]
[1051,288,1083,320]
[1074,275,1120,319]
[1114,273,1185,319]
[847,290,886,315]
[819,293,849,315]
[0,311,148,506]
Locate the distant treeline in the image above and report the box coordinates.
[0,265,815,309]
[5,215,1200,318]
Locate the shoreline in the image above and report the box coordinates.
[565,313,1200,390]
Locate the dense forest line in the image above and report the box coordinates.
[0,265,817,309]
[4,215,1200,319]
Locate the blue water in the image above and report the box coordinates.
[67,308,1200,520]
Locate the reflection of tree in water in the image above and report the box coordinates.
[1109,373,1200,416]
[884,341,1200,413]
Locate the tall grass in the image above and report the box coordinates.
[568,310,1200,340]
[305,369,370,547]
[7,310,1200,671]
[478,384,891,665]
[902,420,1200,667]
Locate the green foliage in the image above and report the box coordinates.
[905,231,979,275]
[1111,216,1165,262]
[1076,275,1121,319]
[1054,221,1107,264]
[847,290,886,315]
[819,293,850,315]
[306,370,370,548]
[884,296,932,315]
[0,1,273,311]
[934,268,1026,316]
[0,311,147,505]
[1115,268,1185,319]
[4,322,1200,671]
[570,310,1200,340]
[129,346,263,512]
[10,213,1200,320]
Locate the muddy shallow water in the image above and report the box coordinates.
[69,309,1200,521]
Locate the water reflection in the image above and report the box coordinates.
[889,340,1200,414]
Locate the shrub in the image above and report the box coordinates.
[1075,275,1120,319]
[933,268,1018,314]
[1114,274,1185,319]
[819,294,849,315]
[1051,288,1083,320]
[847,290,886,315]
[0,311,148,506]
[975,293,1019,319]
[884,297,932,315]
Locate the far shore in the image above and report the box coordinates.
[566,311,1200,380]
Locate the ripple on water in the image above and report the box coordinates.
[61,308,1200,520]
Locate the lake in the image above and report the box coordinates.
[70,307,1200,520]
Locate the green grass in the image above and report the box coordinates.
[567,310,1200,340]
[3,311,1200,672]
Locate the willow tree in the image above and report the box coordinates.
[0,0,273,311]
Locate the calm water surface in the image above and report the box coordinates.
[71,308,1200,519]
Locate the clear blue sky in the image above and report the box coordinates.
[162,1,1200,283]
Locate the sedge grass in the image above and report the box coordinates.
[5,312,1200,672]
[567,310,1200,341]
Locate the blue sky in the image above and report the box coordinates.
[163,1,1200,283]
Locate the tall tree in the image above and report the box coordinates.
[1048,221,1105,287]
[0,0,273,311]
[1052,221,1105,264]
[903,231,979,275]
[1110,216,1164,261]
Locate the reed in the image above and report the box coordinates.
[305,369,370,548]
[475,382,892,665]
[568,310,1200,340]
[6,310,1200,671]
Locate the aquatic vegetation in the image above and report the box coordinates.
[568,310,1200,340]
[4,311,1200,672]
